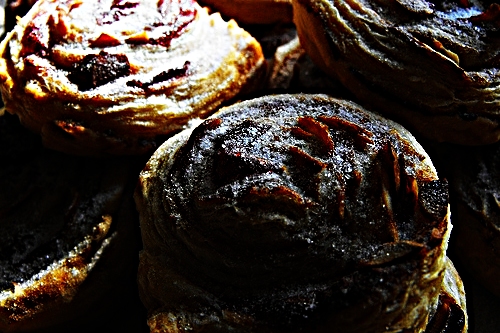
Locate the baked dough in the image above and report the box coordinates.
[0,0,265,156]
[135,94,452,333]
[0,112,145,332]
[293,0,500,145]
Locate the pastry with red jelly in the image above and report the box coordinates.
[0,0,265,156]
[135,94,461,332]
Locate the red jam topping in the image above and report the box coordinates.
[68,51,131,90]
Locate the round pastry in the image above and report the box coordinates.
[293,0,500,145]
[198,0,293,25]
[427,140,500,298]
[0,112,146,332]
[0,0,265,156]
[135,94,452,333]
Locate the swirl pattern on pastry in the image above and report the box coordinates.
[0,112,145,332]
[0,0,265,156]
[293,0,500,145]
[135,94,451,333]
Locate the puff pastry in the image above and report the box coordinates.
[293,0,500,145]
[0,0,265,156]
[0,112,145,332]
[135,94,452,333]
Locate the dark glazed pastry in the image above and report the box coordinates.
[0,112,146,332]
[198,0,293,24]
[293,0,500,145]
[0,0,265,156]
[135,94,452,333]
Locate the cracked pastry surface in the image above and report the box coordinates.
[293,0,500,145]
[0,112,144,332]
[135,94,452,333]
[0,0,265,156]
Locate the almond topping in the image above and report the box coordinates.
[89,33,122,48]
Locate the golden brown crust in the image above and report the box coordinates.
[135,94,451,333]
[0,0,265,156]
[0,112,145,332]
[293,0,500,145]
[199,0,293,25]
